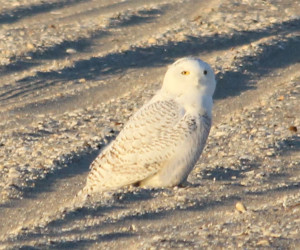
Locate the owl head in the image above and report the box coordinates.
[162,57,216,98]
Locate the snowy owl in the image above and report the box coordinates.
[83,57,216,195]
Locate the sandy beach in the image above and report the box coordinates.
[0,0,299,248]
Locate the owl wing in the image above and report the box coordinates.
[85,99,201,193]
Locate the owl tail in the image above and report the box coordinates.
[71,186,90,208]
[70,184,104,209]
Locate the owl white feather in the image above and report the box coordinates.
[82,57,216,195]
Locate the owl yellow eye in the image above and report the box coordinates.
[181,70,190,75]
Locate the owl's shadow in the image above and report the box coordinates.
[200,165,250,181]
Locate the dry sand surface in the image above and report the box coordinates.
[0,0,300,248]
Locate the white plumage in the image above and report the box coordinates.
[82,57,216,195]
